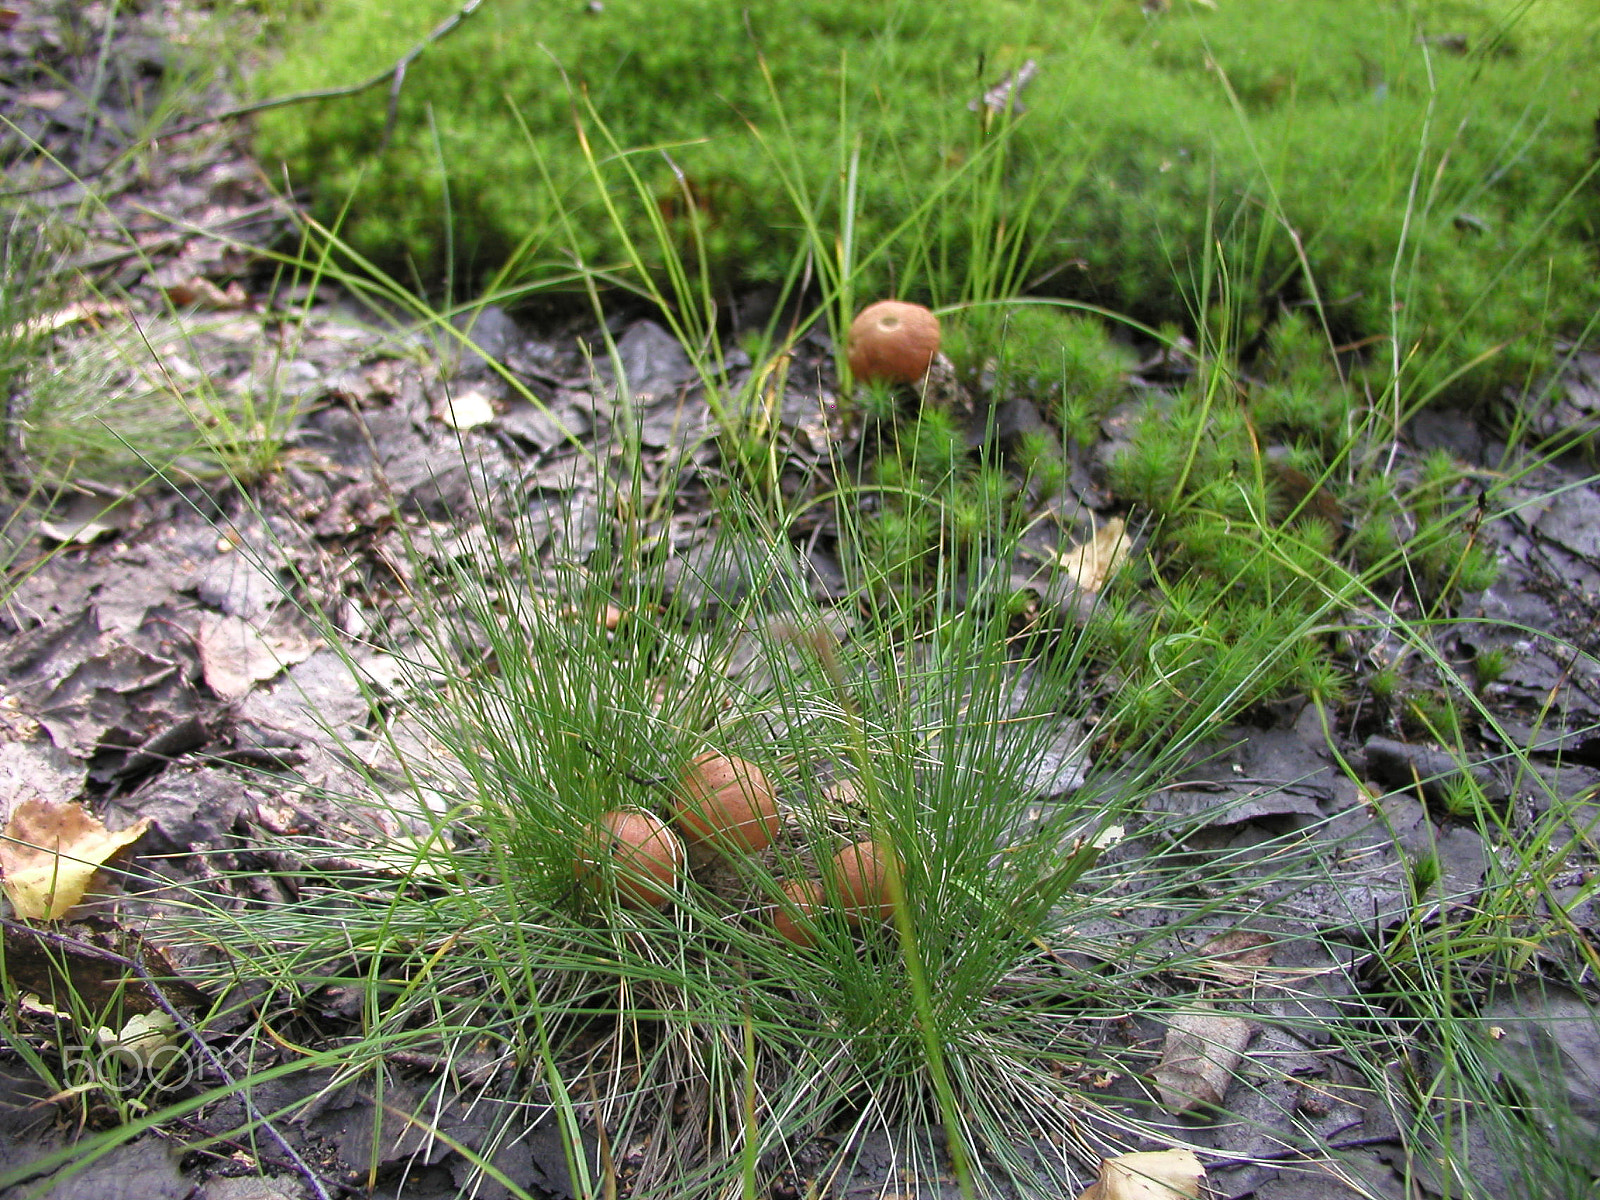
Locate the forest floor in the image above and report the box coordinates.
[5,4,1600,1200]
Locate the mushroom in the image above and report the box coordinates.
[771,878,824,948]
[846,300,941,385]
[579,809,684,910]
[672,751,781,854]
[828,838,897,926]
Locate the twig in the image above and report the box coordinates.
[0,917,337,1200]
[185,0,486,146]
[580,739,666,789]
[0,0,485,200]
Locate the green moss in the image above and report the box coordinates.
[1368,665,1403,701]
[1454,542,1499,593]
[905,406,967,482]
[857,406,1030,599]
[1015,429,1066,499]
[259,0,1598,403]
[949,304,1130,398]
[947,304,1129,447]
[1347,515,1401,571]
[1405,689,1463,743]
[1474,644,1510,689]
[1089,286,1517,740]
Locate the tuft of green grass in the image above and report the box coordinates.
[0,209,70,453]
[135,478,1233,1198]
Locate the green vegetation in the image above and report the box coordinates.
[945,303,1134,446]
[8,2,1600,1197]
[258,0,1599,401]
[0,210,63,432]
[840,293,1495,742]
[857,406,1015,603]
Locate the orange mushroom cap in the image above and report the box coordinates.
[771,878,824,948]
[673,751,780,854]
[579,810,684,910]
[828,839,897,926]
[847,301,941,385]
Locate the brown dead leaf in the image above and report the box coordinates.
[19,89,67,110]
[0,738,87,827]
[162,276,249,310]
[823,777,863,809]
[1195,929,1278,984]
[197,614,320,701]
[0,800,150,919]
[1152,1005,1254,1114]
[1054,517,1130,593]
[38,491,133,545]
[1076,1148,1206,1199]
[17,299,126,338]
[3,922,209,1012]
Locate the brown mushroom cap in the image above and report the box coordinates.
[580,809,684,910]
[673,751,781,854]
[771,878,824,948]
[828,839,897,925]
[846,301,941,385]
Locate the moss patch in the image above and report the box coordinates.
[257,0,1598,400]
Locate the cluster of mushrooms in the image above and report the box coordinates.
[579,752,894,948]
[576,301,940,944]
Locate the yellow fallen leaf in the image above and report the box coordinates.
[1054,517,1130,594]
[0,800,149,919]
[1076,1148,1205,1200]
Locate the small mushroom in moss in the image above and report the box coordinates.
[847,301,941,385]
[673,751,780,854]
[579,810,684,910]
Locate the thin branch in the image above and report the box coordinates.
[0,0,484,200]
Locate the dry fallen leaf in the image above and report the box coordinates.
[1195,928,1278,985]
[4,923,210,1013]
[1054,517,1130,594]
[0,799,150,919]
[1076,1148,1206,1199]
[98,1010,183,1073]
[0,738,87,827]
[162,276,249,310]
[437,386,498,430]
[38,491,133,545]
[197,613,320,701]
[1153,1004,1254,1114]
[15,298,125,337]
